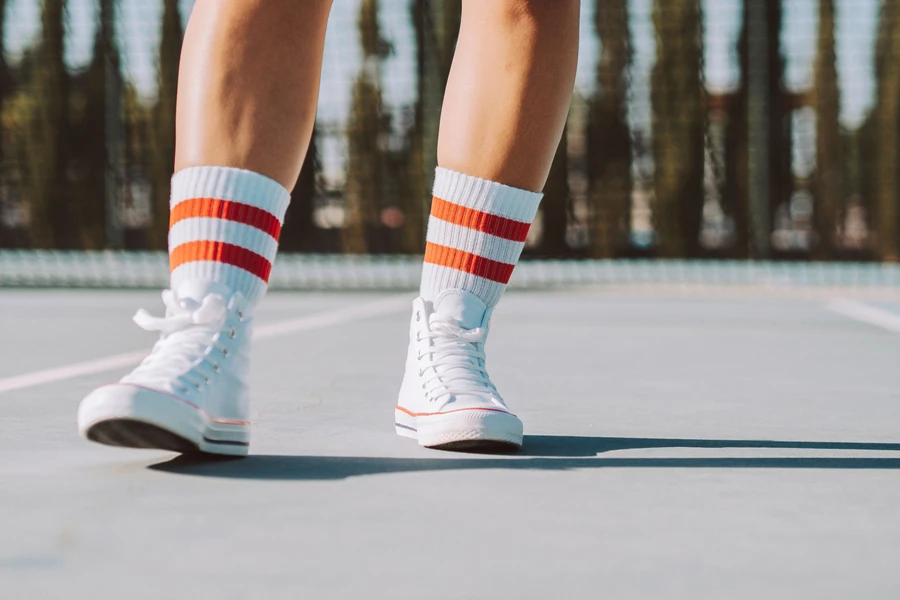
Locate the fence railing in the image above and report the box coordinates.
[3,251,900,296]
[0,1,895,261]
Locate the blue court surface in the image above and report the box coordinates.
[2,286,899,599]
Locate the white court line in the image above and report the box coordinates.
[0,294,411,395]
[826,298,900,334]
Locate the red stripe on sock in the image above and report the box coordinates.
[430,196,530,242]
[170,241,272,282]
[170,198,282,240]
[424,242,515,284]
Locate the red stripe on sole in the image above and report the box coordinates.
[395,405,515,418]
[430,196,530,242]
[170,241,272,282]
[424,243,515,284]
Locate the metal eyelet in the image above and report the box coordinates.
[203,375,210,384]
[415,332,421,341]
[415,312,421,322]
[418,369,424,377]
[212,363,220,373]
[237,310,244,321]
[222,348,229,358]
[421,383,426,389]
[194,383,201,390]
[229,328,237,339]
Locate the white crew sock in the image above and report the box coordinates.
[419,168,543,308]
[168,166,290,305]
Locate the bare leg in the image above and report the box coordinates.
[438,0,580,192]
[175,0,333,189]
[397,1,581,452]
[78,0,337,457]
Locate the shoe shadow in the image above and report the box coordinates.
[147,435,900,481]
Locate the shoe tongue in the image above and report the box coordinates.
[432,290,487,329]
[174,280,233,310]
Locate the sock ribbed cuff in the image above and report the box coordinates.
[420,168,543,307]
[168,166,290,305]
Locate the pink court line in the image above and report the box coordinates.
[826,298,900,335]
[0,294,411,395]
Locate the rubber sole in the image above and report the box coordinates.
[395,407,523,452]
[428,439,522,453]
[78,384,250,457]
[86,419,201,453]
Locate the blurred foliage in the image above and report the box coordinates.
[651,0,705,258]
[813,0,841,259]
[0,0,898,261]
[588,0,631,258]
[870,0,900,261]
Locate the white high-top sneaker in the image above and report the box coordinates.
[77,283,252,456]
[395,289,523,450]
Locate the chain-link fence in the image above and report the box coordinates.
[0,0,895,262]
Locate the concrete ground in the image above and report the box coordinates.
[1,287,899,599]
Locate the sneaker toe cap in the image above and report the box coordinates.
[438,394,513,414]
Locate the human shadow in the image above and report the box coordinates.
[148,434,900,481]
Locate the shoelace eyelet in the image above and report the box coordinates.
[212,362,220,372]
[229,328,237,339]
[237,310,244,321]
[415,332,421,341]
[418,369,424,377]
[416,311,421,322]
[222,348,229,358]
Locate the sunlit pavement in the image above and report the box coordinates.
[2,288,899,599]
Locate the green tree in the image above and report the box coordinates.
[588,0,632,258]
[404,0,460,253]
[0,0,14,247]
[537,125,570,256]
[69,0,121,249]
[871,0,900,260]
[22,0,69,248]
[812,0,841,259]
[121,82,154,249]
[280,134,318,252]
[726,8,750,258]
[765,0,790,257]
[732,0,789,258]
[148,0,182,248]
[342,0,390,253]
[651,0,705,257]
[0,0,9,113]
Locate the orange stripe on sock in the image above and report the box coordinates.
[170,198,282,240]
[430,196,530,242]
[424,242,515,284]
[170,241,272,282]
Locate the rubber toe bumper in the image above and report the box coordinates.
[395,406,523,451]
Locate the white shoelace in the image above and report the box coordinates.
[122,291,239,394]
[418,317,500,404]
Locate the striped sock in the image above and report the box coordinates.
[420,168,543,308]
[169,166,291,306]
